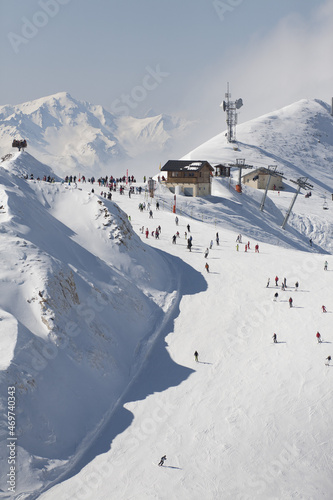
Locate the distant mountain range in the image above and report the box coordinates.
[0,92,192,179]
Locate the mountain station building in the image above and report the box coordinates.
[242,167,284,190]
[160,160,214,197]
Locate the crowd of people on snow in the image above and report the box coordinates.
[24,173,56,182]
[64,174,137,187]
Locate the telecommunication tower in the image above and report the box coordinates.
[220,83,243,142]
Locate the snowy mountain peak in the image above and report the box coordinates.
[0,93,193,179]
[184,97,333,193]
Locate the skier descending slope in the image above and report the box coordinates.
[158,455,167,466]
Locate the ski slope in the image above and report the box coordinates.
[37,180,333,500]
[0,160,331,499]
[1,94,333,499]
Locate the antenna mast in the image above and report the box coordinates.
[220,82,243,143]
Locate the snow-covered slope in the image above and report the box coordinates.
[34,178,333,500]
[0,165,198,497]
[0,99,333,500]
[1,151,60,181]
[0,92,192,178]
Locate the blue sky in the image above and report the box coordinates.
[1,0,332,145]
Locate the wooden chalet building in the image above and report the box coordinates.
[160,160,214,197]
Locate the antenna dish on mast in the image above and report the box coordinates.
[235,98,243,109]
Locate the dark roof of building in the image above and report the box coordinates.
[161,160,214,172]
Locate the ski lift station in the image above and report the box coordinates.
[242,167,284,190]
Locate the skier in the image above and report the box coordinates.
[281,283,285,291]
[175,216,179,225]
[245,244,248,252]
[205,262,209,273]
[295,281,299,291]
[316,332,322,343]
[209,240,213,249]
[158,455,167,466]
[149,209,153,218]
[145,228,149,238]
[187,224,190,232]
[247,241,250,250]
[187,238,192,251]
[324,261,328,271]
[194,351,199,362]
[216,232,219,245]
[275,276,279,286]
[325,356,331,366]
[289,297,293,308]
[236,244,239,251]
[172,234,177,244]
[283,278,287,288]
[273,292,279,301]
[255,244,259,253]
[322,305,327,313]
[266,278,270,288]
[309,238,312,247]
[272,333,277,343]
[204,248,209,258]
